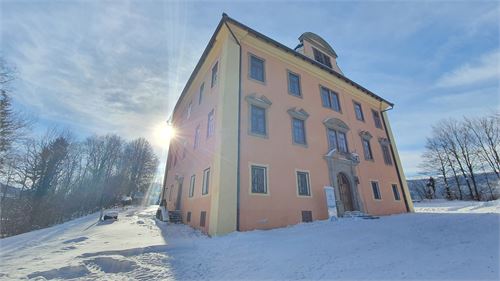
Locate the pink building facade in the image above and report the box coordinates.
[162,14,413,236]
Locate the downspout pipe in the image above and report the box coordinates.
[223,16,242,231]
[381,105,411,212]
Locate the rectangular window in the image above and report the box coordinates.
[372,110,383,129]
[320,86,341,112]
[194,125,200,149]
[211,62,218,88]
[207,109,215,138]
[288,71,301,97]
[186,211,191,222]
[297,171,311,196]
[327,129,348,153]
[202,168,210,195]
[199,83,204,105]
[381,143,393,165]
[249,55,265,82]
[321,87,331,108]
[353,102,364,121]
[301,210,313,223]
[371,181,381,200]
[251,165,267,194]
[327,129,337,151]
[292,118,306,145]
[337,131,348,153]
[189,175,195,198]
[182,140,187,159]
[313,48,332,68]
[392,184,401,200]
[250,105,266,136]
[200,211,206,227]
[187,101,192,120]
[362,139,373,160]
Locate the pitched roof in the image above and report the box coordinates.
[172,13,393,119]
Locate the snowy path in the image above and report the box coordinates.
[0,201,499,280]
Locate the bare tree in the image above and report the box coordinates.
[0,59,31,177]
[465,115,500,179]
[421,137,452,199]
[436,121,476,200]
[420,114,499,202]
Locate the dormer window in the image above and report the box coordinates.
[313,48,332,68]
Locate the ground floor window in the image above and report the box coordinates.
[371,181,381,200]
[189,175,195,198]
[202,168,210,195]
[392,184,401,200]
[251,165,268,194]
[297,171,311,196]
[301,210,313,222]
[186,211,191,222]
[200,211,206,227]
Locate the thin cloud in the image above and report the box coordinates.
[436,50,500,87]
[2,1,499,179]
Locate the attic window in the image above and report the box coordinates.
[313,48,332,68]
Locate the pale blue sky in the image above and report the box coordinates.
[1,1,499,177]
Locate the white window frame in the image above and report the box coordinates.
[202,168,210,196]
[296,169,312,197]
[211,61,218,88]
[189,174,195,198]
[207,109,215,138]
[249,163,269,196]
[194,125,200,149]
[199,82,204,105]
[287,70,302,97]
[353,101,364,121]
[248,53,266,83]
[392,184,401,201]
[320,85,342,112]
[371,181,382,200]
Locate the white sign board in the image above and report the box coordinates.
[323,186,338,221]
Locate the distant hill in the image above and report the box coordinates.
[407,172,499,201]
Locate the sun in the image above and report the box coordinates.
[154,122,176,145]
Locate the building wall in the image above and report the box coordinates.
[163,19,411,235]
[163,26,241,236]
[163,32,224,234]
[238,37,407,231]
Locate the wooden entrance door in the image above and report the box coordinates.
[337,173,354,211]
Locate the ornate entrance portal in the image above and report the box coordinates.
[337,172,354,212]
[323,117,364,216]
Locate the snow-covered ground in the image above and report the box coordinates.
[414,199,500,214]
[0,200,498,280]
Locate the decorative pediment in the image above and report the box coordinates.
[359,130,373,140]
[323,117,349,132]
[287,107,309,120]
[245,93,272,108]
[299,32,338,58]
[324,149,360,166]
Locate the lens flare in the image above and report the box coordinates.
[155,122,176,145]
